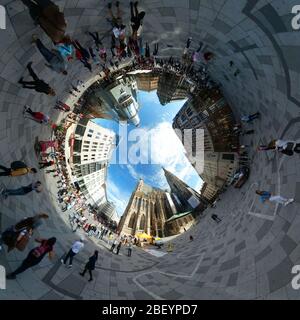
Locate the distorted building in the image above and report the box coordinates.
[98,201,117,220]
[84,75,141,126]
[157,71,189,105]
[200,182,219,204]
[69,119,116,206]
[173,88,239,202]
[163,168,205,212]
[118,179,191,237]
[165,211,195,235]
[136,71,159,92]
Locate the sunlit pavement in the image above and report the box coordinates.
[0,0,300,299]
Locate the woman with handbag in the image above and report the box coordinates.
[6,237,57,280]
[0,214,49,252]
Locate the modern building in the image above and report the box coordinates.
[157,71,189,105]
[85,75,141,126]
[97,201,117,220]
[163,168,205,212]
[173,88,239,202]
[70,119,117,206]
[136,71,159,92]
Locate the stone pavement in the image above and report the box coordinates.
[0,0,300,299]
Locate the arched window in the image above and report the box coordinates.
[128,213,136,229]
[134,197,138,208]
[140,215,146,230]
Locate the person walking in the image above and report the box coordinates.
[130,1,145,37]
[112,24,126,42]
[256,190,294,206]
[55,36,74,60]
[0,213,49,252]
[275,140,300,155]
[55,100,70,112]
[6,237,56,280]
[241,112,260,123]
[110,238,118,252]
[1,181,43,199]
[127,242,133,257]
[31,35,67,74]
[185,37,192,50]
[108,1,122,27]
[18,62,56,96]
[73,40,90,61]
[61,238,84,268]
[257,139,300,156]
[23,105,50,124]
[153,43,159,56]
[79,250,98,282]
[88,31,103,49]
[211,214,222,223]
[0,161,37,177]
[145,42,150,58]
[37,0,67,43]
[116,241,122,255]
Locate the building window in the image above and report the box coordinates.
[186,107,193,117]
[139,215,146,230]
[128,213,136,229]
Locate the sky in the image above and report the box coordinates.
[94,90,203,218]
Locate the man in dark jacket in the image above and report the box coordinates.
[19,62,56,96]
[79,251,98,281]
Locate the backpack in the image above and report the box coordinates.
[11,161,27,170]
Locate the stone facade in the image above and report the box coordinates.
[173,89,239,202]
[118,180,176,237]
[136,72,159,92]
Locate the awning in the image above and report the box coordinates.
[136,233,152,239]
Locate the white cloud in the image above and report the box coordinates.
[126,122,203,191]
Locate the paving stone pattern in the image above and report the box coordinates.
[0,0,300,300]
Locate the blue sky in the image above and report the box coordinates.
[94,90,203,219]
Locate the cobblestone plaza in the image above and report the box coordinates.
[0,0,300,300]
